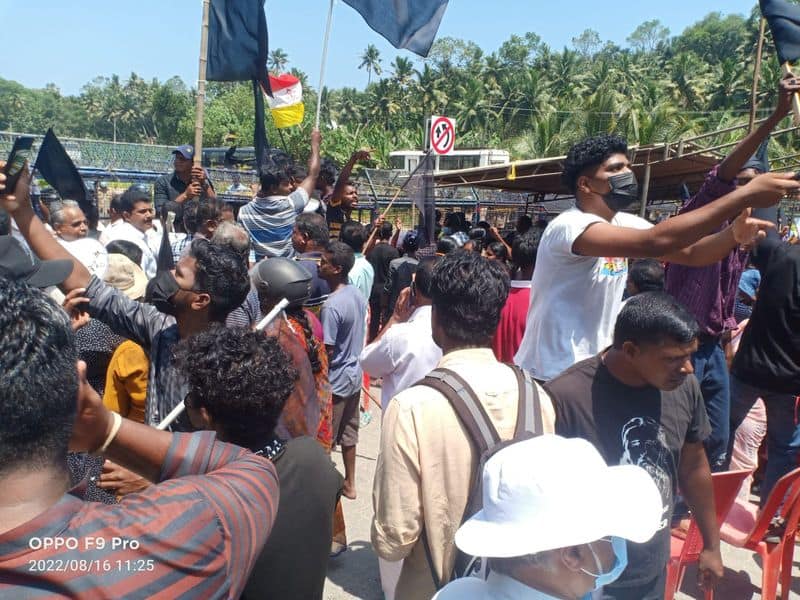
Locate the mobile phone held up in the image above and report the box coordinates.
[2,136,35,195]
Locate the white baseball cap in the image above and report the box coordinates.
[454,435,663,558]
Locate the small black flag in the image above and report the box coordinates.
[761,0,800,64]
[156,215,175,274]
[34,129,89,215]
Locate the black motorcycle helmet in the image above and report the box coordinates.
[251,257,312,308]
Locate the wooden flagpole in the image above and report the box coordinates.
[781,62,800,125]
[193,0,212,167]
[749,18,767,133]
[315,0,335,129]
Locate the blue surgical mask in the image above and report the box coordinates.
[580,536,628,592]
[442,226,453,236]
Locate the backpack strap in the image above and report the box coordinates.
[419,368,502,453]
[416,367,501,589]
[508,365,544,437]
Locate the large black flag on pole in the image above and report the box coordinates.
[760,0,800,122]
[34,129,90,215]
[204,0,271,173]
[207,0,269,87]
[342,0,449,57]
[761,0,800,64]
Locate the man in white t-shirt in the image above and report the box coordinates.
[514,134,798,381]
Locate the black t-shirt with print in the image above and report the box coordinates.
[545,354,710,599]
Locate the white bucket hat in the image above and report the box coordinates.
[455,434,663,558]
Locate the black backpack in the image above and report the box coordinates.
[417,365,544,589]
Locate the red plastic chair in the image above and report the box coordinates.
[665,469,752,600]
[719,466,800,600]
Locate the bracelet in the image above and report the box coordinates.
[95,412,122,455]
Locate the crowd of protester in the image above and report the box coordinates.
[0,76,799,600]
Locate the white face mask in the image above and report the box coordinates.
[578,537,629,595]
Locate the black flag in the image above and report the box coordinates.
[761,0,800,64]
[156,208,175,274]
[343,0,449,57]
[206,0,271,175]
[207,0,270,90]
[34,129,89,215]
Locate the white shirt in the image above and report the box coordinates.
[514,207,652,381]
[102,221,158,278]
[433,571,563,599]
[98,219,124,246]
[57,237,108,279]
[359,305,442,408]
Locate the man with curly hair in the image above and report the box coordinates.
[2,173,251,432]
[174,326,342,600]
[514,133,798,382]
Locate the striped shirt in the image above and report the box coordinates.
[238,188,309,259]
[0,432,279,599]
[170,232,204,264]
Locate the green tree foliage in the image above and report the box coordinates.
[3,10,791,167]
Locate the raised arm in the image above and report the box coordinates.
[0,165,90,290]
[572,172,798,259]
[330,149,370,206]
[716,77,799,183]
[298,129,322,197]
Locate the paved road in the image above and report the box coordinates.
[323,394,800,599]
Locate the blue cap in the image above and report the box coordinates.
[173,145,195,160]
[738,268,760,300]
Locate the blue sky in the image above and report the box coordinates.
[0,0,757,95]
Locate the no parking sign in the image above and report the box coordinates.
[429,115,456,155]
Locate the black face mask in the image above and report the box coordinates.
[603,171,639,212]
[145,271,181,316]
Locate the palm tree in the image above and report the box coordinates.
[359,44,383,86]
[269,48,289,73]
[391,56,415,87]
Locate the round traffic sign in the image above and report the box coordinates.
[431,116,455,155]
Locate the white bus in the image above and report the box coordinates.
[388,149,510,173]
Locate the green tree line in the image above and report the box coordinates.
[1,8,794,167]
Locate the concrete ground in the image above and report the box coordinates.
[323,394,800,600]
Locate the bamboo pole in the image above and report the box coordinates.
[750,18,768,133]
[315,0,335,129]
[782,62,800,125]
[193,0,211,167]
